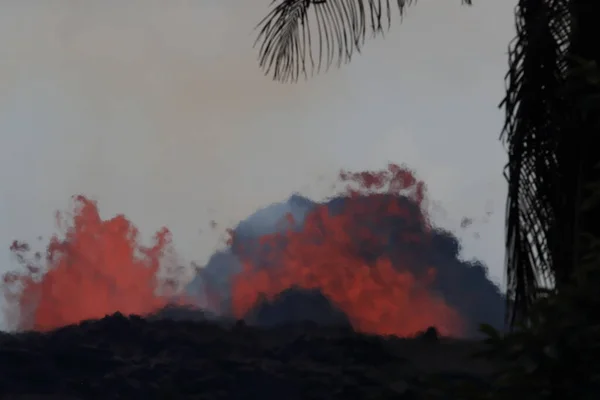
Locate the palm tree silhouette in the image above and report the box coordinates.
[254,0,600,326]
[254,0,471,83]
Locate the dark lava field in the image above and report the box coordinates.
[0,309,497,400]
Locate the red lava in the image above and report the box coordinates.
[3,165,464,337]
[4,196,177,331]
[230,164,464,337]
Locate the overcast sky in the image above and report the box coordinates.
[0,0,515,327]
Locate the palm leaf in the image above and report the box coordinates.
[255,0,472,82]
[500,0,572,326]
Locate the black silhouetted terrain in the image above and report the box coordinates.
[243,287,353,328]
[0,311,496,399]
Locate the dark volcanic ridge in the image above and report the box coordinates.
[0,312,496,399]
[148,287,352,330]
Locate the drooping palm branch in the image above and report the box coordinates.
[500,0,600,326]
[500,0,573,325]
[254,0,472,83]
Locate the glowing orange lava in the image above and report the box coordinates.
[3,165,464,337]
[5,196,175,331]
[230,164,464,336]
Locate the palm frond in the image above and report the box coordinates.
[500,0,572,326]
[255,0,472,82]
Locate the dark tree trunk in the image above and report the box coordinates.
[566,0,600,281]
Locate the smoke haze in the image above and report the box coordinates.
[1,0,515,330]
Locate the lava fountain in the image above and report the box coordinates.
[3,196,181,331]
[228,164,464,336]
[2,164,481,337]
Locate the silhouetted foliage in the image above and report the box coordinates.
[254,0,472,82]
[440,125,600,399]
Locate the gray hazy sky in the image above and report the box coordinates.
[0,0,515,328]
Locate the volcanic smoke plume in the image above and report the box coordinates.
[2,164,505,337]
